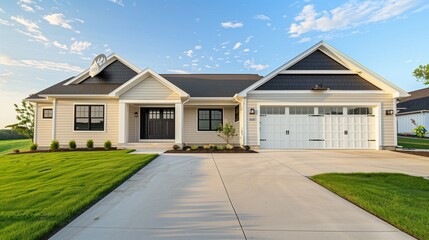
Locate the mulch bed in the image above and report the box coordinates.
[166,148,257,153]
[11,148,118,154]
[395,150,429,158]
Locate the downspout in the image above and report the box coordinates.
[52,98,57,141]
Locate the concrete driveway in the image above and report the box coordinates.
[51,150,428,240]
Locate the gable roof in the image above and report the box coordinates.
[237,41,409,98]
[161,74,261,97]
[397,87,429,114]
[288,50,348,70]
[64,53,141,85]
[80,60,138,84]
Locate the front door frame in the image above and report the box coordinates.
[140,107,175,140]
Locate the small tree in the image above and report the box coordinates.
[6,101,34,142]
[413,64,429,84]
[217,123,237,144]
[411,119,427,138]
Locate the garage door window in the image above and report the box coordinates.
[289,107,314,115]
[319,107,343,115]
[260,106,285,115]
[347,107,372,115]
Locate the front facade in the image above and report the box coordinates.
[27,42,408,150]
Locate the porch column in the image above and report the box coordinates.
[119,102,129,144]
[175,103,184,144]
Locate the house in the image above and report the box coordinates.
[26,41,408,150]
[397,87,429,135]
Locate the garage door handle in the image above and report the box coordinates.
[285,130,290,135]
[344,130,348,135]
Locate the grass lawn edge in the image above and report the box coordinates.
[44,152,157,239]
[309,174,419,240]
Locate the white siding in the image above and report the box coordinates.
[183,105,239,145]
[246,92,395,148]
[121,76,180,100]
[397,113,427,135]
[128,104,139,142]
[36,103,53,146]
[55,99,119,147]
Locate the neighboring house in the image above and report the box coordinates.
[397,88,429,135]
[26,41,408,150]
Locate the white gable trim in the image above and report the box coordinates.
[237,41,409,98]
[64,53,141,85]
[109,68,189,97]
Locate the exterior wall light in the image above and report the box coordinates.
[249,108,256,115]
[134,112,139,117]
[385,110,394,115]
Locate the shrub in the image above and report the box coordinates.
[413,125,427,138]
[182,146,191,151]
[86,139,94,149]
[172,144,180,150]
[217,123,237,144]
[50,140,59,151]
[104,140,112,150]
[69,140,77,150]
[226,144,234,150]
[243,145,251,151]
[191,145,199,150]
[217,145,226,150]
[203,145,210,150]
[13,149,20,154]
[209,144,216,149]
[30,144,38,151]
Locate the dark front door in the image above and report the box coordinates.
[140,108,175,139]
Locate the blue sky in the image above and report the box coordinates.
[0,0,428,127]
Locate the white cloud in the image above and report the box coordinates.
[244,59,269,71]
[221,41,230,45]
[412,4,429,13]
[0,8,4,14]
[221,21,243,28]
[70,41,91,53]
[74,18,84,23]
[43,13,74,30]
[10,15,39,33]
[254,14,270,20]
[289,0,416,37]
[81,56,91,61]
[20,4,34,12]
[195,45,202,50]
[105,48,112,53]
[233,42,242,50]
[0,54,84,72]
[243,48,250,52]
[18,0,33,3]
[245,35,253,43]
[168,69,189,74]
[110,0,124,7]
[299,37,311,43]
[184,49,193,57]
[16,29,49,43]
[0,19,12,26]
[53,40,68,50]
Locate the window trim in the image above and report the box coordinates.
[197,108,223,131]
[73,104,106,132]
[42,108,53,119]
[234,105,240,122]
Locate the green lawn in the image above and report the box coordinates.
[398,136,429,149]
[0,150,157,240]
[312,173,429,240]
[0,139,32,155]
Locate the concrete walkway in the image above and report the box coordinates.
[51,150,427,240]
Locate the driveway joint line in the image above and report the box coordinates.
[210,153,248,240]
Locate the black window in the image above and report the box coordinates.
[234,105,239,122]
[43,109,53,119]
[198,109,223,131]
[74,105,105,131]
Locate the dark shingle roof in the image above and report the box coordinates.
[288,50,349,70]
[27,73,263,99]
[397,88,429,114]
[256,74,381,90]
[81,60,138,84]
[160,74,262,97]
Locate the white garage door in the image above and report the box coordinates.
[260,106,376,149]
